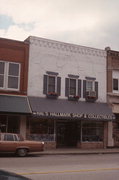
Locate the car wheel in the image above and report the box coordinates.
[17,148,28,157]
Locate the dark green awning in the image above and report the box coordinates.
[0,95,31,114]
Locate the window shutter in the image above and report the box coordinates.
[65,78,69,97]
[83,80,86,98]
[43,75,48,94]
[57,77,61,96]
[78,79,81,97]
[95,81,98,100]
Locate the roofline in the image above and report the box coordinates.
[0,37,29,45]
[25,35,106,52]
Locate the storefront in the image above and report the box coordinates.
[28,97,115,149]
[0,95,31,137]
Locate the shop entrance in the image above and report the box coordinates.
[56,121,80,148]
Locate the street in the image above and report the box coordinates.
[0,153,119,179]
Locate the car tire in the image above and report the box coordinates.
[16,148,28,157]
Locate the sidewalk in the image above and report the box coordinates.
[40,148,119,155]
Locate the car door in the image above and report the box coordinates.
[0,134,17,152]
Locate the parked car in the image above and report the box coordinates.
[0,169,31,179]
[0,133,44,157]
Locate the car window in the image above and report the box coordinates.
[4,134,14,141]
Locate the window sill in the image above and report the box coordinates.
[108,92,119,97]
[46,93,58,99]
[68,96,80,101]
[85,97,96,102]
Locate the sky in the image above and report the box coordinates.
[0,0,119,51]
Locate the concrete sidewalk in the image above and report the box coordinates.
[40,148,119,155]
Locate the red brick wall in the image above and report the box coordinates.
[107,50,119,93]
[79,142,103,149]
[0,38,29,95]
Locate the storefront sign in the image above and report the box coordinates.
[32,111,115,120]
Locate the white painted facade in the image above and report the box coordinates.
[26,36,107,103]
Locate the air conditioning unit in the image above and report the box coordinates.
[86,91,96,97]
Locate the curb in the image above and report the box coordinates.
[38,149,119,155]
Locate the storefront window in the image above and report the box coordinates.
[0,115,20,133]
[82,121,104,142]
[27,119,54,141]
[7,116,20,133]
[0,115,7,132]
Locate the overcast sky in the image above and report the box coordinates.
[0,0,119,50]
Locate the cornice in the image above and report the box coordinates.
[27,36,106,57]
[107,50,119,58]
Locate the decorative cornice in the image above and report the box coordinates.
[27,36,106,57]
[107,50,119,58]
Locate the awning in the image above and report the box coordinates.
[0,95,31,114]
[28,97,115,121]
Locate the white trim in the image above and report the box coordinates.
[0,61,5,89]
[0,60,21,91]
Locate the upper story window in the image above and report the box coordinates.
[113,71,119,93]
[83,77,98,102]
[43,71,61,98]
[86,80,95,91]
[113,78,118,91]
[65,75,81,99]
[48,76,56,93]
[0,61,20,91]
[69,78,77,96]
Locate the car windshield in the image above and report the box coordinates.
[0,169,31,179]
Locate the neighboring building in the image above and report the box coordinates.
[0,38,31,137]
[106,48,119,147]
[26,36,114,149]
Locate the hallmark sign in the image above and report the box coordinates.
[33,111,115,120]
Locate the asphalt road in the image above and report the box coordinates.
[0,153,119,180]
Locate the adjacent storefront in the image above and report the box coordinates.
[0,95,31,136]
[27,97,115,149]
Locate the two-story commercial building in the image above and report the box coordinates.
[0,38,31,137]
[106,47,119,147]
[26,36,114,149]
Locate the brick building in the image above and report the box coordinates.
[106,47,119,147]
[0,38,31,137]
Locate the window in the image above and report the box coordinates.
[86,80,94,91]
[0,61,5,88]
[82,121,104,142]
[112,70,119,93]
[113,79,118,91]
[0,115,20,133]
[69,78,76,96]
[0,61,20,91]
[83,78,98,100]
[65,76,81,98]
[48,76,56,93]
[28,119,54,141]
[4,134,14,141]
[43,73,61,96]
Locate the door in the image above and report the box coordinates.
[56,121,79,147]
